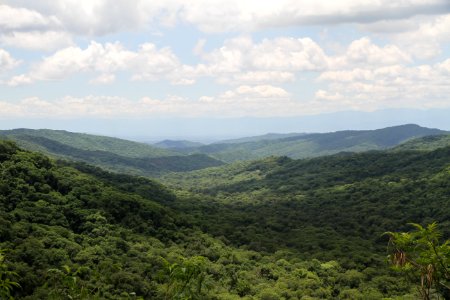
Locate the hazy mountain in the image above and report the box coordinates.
[185,124,448,162]
[214,132,307,144]
[3,108,449,138]
[0,129,223,175]
[0,128,177,158]
[154,139,204,149]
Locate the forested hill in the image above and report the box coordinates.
[0,128,176,158]
[0,129,224,176]
[181,124,447,162]
[0,140,425,299]
[162,146,450,266]
[392,133,450,152]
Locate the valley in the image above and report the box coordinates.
[0,125,449,299]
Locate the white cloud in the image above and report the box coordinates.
[180,0,450,33]
[28,41,136,80]
[6,74,33,87]
[315,90,344,101]
[15,41,192,84]
[89,73,116,85]
[0,4,60,31]
[0,85,303,118]
[328,37,411,69]
[0,5,70,51]
[4,0,448,37]
[218,71,295,85]
[197,36,327,84]
[362,15,450,59]
[203,36,327,72]
[0,31,73,51]
[317,59,450,111]
[0,48,20,72]
[12,36,329,86]
[395,15,450,59]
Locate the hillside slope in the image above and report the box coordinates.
[0,140,419,299]
[162,147,450,266]
[0,129,223,175]
[0,128,177,158]
[185,124,447,162]
[392,134,450,152]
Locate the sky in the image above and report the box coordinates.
[0,0,450,139]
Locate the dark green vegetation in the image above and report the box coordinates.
[162,147,450,264]
[392,134,450,152]
[0,129,223,176]
[180,124,447,162]
[0,140,427,299]
[1,123,450,299]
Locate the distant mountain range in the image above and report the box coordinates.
[1,124,448,175]
[154,139,204,149]
[0,129,223,176]
[179,124,448,162]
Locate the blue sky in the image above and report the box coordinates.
[0,1,449,138]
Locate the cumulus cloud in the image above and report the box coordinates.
[89,74,116,85]
[0,85,306,118]
[196,36,328,84]
[317,59,450,111]
[0,31,73,51]
[360,14,450,59]
[0,4,60,31]
[11,37,329,86]
[3,0,448,37]
[11,41,195,85]
[0,4,71,51]
[6,74,33,87]
[0,48,20,72]
[328,37,411,69]
[182,0,450,32]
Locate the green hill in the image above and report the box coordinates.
[0,140,424,299]
[392,134,450,152]
[0,129,224,175]
[186,124,447,162]
[162,147,450,266]
[0,128,177,158]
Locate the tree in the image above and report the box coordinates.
[0,249,20,300]
[385,223,450,299]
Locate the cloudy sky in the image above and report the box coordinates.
[1,0,450,138]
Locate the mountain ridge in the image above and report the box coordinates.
[183,124,448,162]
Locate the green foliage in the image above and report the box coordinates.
[0,249,20,300]
[0,139,447,299]
[45,265,97,300]
[163,147,450,266]
[159,256,207,299]
[386,223,450,299]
